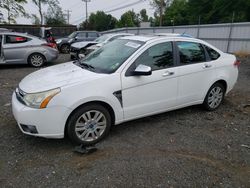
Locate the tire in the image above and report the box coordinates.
[28,53,45,67]
[67,104,112,146]
[60,44,70,54]
[203,82,225,111]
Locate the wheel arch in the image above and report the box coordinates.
[203,79,228,102]
[212,79,228,92]
[64,100,116,136]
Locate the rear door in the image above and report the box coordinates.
[3,34,31,64]
[175,40,216,106]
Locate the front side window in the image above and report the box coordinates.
[88,32,98,38]
[204,45,220,60]
[177,41,206,64]
[134,42,174,71]
[79,39,144,74]
[77,32,87,38]
[5,35,29,44]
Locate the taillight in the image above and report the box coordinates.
[234,60,241,67]
[42,43,57,49]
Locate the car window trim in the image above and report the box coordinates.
[125,41,178,77]
[4,34,30,44]
[202,44,221,61]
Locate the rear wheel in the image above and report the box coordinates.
[28,53,45,67]
[203,82,225,111]
[67,104,111,146]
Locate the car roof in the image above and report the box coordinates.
[76,31,98,33]
[121,34,204,43]
[106,33,134,36]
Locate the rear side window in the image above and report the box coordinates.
[204,45,220,60]
[6,35,29,44]
[177,41,206,64]
[88,32,98,38]
[134,42,174,71]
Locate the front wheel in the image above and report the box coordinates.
[67,104,111,146]
[60,44,70,54]
[203,82,225,111]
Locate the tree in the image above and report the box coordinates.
[117,10,140,28]
[80,11,117,31]
[163,0,189,26]
[150,0,172,26]
[139,9,149,22]
[31,0,59,25]
[0,0,28,24]
[45,6,66,26]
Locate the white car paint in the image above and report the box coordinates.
[12,35,238,139]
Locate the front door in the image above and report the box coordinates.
[121,41,179,120]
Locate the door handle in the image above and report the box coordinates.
[203,64,212,69]
[162,71,174,77]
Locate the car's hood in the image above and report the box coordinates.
[19,62,105,93]
[71,41,98,49]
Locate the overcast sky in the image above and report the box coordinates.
[13,0,154,25]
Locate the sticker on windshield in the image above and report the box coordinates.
[125,42,141,49]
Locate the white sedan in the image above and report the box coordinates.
[12,35,239,145]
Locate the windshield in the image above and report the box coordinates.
[79,39,144,74]
[68,32,77,38]
[94,35,109,43]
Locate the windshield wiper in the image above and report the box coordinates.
[81,62,95,70]
[75,60,95,71]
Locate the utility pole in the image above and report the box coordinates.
[64,10,72,24]
[82,0,91,22]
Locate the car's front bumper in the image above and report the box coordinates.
[12,92,71,139]
[70,46,80,60]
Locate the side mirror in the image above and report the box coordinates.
[133,64,152,76]
[75,36,79,40]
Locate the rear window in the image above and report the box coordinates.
[6,35,29,44]
[204,45,220,60]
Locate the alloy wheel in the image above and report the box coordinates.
[207,86,223,109]
[75,110,107,142]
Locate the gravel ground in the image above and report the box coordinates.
[0,55,249,188]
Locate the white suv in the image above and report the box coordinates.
[12,35,239,145]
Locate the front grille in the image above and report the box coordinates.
[15,87,26,105]
[85,49,94,55]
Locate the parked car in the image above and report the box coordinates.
[70,33,134,59]
[12,35,239,146]
[56,31,100,53]
[0,32,58,67]
[0,28,10,33]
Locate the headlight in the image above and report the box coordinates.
[22,88,61,109]
[56,39,62,44]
